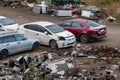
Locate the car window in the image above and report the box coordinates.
[24,25,35,30]
[86,21,100,27]
[34,25,47,33]
[0,37,4,44]
[2,35,16,43]
[24,24,48,33]
[0,18,15,26]
[15,34,26,41]
[60,22,72,27]
[46,24,65,33]
[71,22,84,28]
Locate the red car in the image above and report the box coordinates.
[59,18,107,42]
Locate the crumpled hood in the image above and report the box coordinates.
[55,30,73,37]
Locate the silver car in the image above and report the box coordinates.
[0,32,40,59]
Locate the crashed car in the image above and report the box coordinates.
[0,16,19,31]
[59,18,107,42]
[18,21,76,48]
[0,31,40,59]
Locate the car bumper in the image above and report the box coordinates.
[90,34,107,39]
[56,39,76,48]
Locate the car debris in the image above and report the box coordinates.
[0,43,120,80]
[0,0,22,8]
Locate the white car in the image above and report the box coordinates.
[18,21,76,48]
[0,16,19,31]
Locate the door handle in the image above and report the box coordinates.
[36,33,39,35]
[17,42,20,44]
[6,44,9,46]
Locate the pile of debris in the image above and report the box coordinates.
[0,0,22,8]
[71,44,120,58]
[0,46,120,80]
[0,52,75,80]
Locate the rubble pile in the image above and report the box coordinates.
[0,0,22,8]
[0,45,120,80]
[72,44,120,58]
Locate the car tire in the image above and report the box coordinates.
[49,40,58,48]
[80,34,89,43]
[0,49,8,60]
[32,42,40,51]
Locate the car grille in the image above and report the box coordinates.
[65,35,74,38]
[67,42,75,45]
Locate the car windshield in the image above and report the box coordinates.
[46,24,65,33]
[0,18,15,26]
[86,21,100,27]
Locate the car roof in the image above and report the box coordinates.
[67,18,88,23]
[0,31,19,37]
[23,21,55,27]
[0,16,6,19]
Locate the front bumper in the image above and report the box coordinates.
[56,38,76,48]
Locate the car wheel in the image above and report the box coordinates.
[32,42,40,51]
[80,34,89,43]
[49,40,58,48]
[0,49,8,60]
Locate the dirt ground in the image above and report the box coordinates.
[0,5,120,56]
[0,6,119,52]
[0,5,120,80]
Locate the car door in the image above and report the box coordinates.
[22,25,36,38]
[14,34,32,52]
[32,25,51,45]
[24,24,50,45]
[2,35,18,55]
[70,22,84,37]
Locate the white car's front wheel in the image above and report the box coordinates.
[49,40,58,48]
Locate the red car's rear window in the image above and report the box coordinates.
[86,21,100,27]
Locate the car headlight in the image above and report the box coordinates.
[58,36,66,40]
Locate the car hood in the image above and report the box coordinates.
[3,23,19,31]
[55,30,73,37]
[90,25,106,30]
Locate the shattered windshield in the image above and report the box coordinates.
[46,24,65,33]
[0,18,15,26]
[86,21,100,27]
